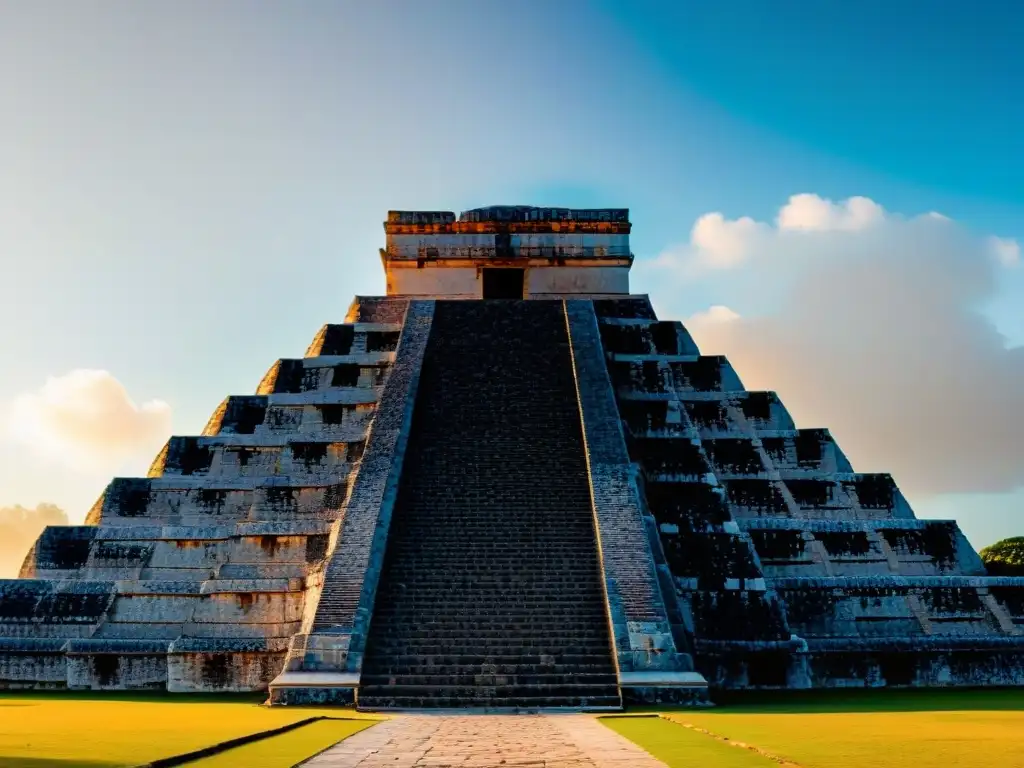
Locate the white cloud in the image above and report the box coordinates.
[776,193,886,232]
[689,213,768,268]
[647,194,1024,497]
[0,503,68,578]
[5,370,171,472]
[988,235,1021,267]
[687,305,742,327]
[660,193,897,272]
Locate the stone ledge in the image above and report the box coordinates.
[142,476,356,491]
[618,670,708,687]
[268,672,358,705]
[774,576,1024,588]
[739,518,961,531]
[303,353,397,366]
[267,390,380,407]
[806,636,1024,651]
[65,639,171,654]
[270,671,359,687]
[694,636,1024,651]
[0,638,67,652]
[171,637,289,653]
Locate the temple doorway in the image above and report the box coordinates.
[482,268,525,299]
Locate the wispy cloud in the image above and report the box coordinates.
[988,235,1021,267]
[4,369,171,473]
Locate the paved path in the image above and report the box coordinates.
[303,714,666,768]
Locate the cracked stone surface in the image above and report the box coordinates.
[302,714,666,767]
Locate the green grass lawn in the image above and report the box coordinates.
[0,691,381,768]
[604,715,776,767]
[608,689,1024,768]
[5,688,1024,767]
[182,719,374,767]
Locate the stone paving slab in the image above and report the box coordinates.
[303,714,666,768]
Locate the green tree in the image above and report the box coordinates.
[979,537,1024,576]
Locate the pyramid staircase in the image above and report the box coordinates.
[357,301,621,709]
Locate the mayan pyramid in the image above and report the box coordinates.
[2,206,1023,709]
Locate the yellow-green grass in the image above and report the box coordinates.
[602,715,774,767]
[617,689,1024,768]
[182,718,375,768]
[0,691,381,768]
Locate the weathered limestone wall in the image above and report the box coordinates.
[168,640,286,692]
[385,232,630,260]
[386,268,481,299]
[530,267,628,297]
[593,295,1024,690]
[1,298,414,693]
[564,300,707,704]
[0,640,67,689]
[593,297,797,688]
[271,301,435,704]
[67,649,168,690]
[385,265,629,299]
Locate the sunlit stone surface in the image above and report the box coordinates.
[304,715,667,767]
[2,206,1022,707]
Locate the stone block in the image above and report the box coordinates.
[66,652,168,690]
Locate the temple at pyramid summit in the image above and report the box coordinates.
[3,205,1024,709]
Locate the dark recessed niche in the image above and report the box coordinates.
[318,404,350,425]
[319,324,355,356]
[740,391,774,422]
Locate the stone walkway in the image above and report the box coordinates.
[303,714,666,767]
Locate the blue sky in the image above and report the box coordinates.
[0,1,1022,555]
[605,2,1024,206]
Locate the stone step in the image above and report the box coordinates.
[375,578,604,586]
[369,608,609,619]
[376,576,604,586]
[370,601,608,610]
[370,663,615,676]
[369,613,609,623]
[383,536,600,545]
[369,606,608,617]
[388,515,596,524]
[380,559,600,567]
[356,694,623,710]
[356,684,621,702]
[370,608,608,619]
[386,544,600,551]
[375,575,604,584]
[381,557,602,566]
[378,569,602,578]
[371,586,606,596]
[372,618,610,626]
[380,565,602,573]
[376,653,614,666]
[368,599,610,613]
[357,683,622,697]
[370,592,607,602]
[360,673,618,686]
[369,605,608,615]
[382,543,601,552]
[367,640,615,654]
[371,628,611,641]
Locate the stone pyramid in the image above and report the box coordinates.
[2,206,1022,709]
